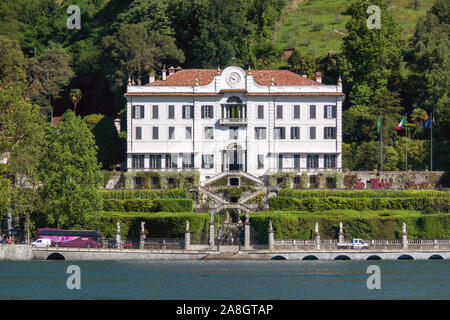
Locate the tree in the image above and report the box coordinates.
[287,49,317,78]
[26,48,74,107]
[0,36,27,87]
[70,89,82,115]
[39,110,103,228]
[103,24,184,89]
[337,0,402,106]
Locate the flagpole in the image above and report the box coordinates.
[431,111,433,171]
[405,113,408,171]
[380,115,383,172]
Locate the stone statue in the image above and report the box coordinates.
[339,221,343,233]
[269,219,273,230]
[116,221,121,232]
[315,222,319,234]
[245,211,249,223]
[186,220,190,231]
[141,221,145,232]
[210,212,214,224]
[402,223,407,234]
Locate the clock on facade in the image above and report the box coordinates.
[226,72,241,87]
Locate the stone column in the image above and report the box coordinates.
[244,212,251,250]
[209,212,215,249]
[268,219,274,250]
[338,221,344,245]
[184,220,191,250]
[139,221,145,249]
[401,223,408,250]
[314,222,320,250]
[116,221,122,249]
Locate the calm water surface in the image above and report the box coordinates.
[0,260,449,299]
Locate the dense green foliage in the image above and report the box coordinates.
[249,210,450,242]
[100,188,188,199]
[279,188,449,198]
[268,196,449,212]
[102,198,193,212]
[80,211,210,241]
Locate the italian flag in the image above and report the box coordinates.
[396,116,406,131]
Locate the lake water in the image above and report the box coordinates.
[0,260,449,299]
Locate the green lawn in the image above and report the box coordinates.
[274,0,435,60]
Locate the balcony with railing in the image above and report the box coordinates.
[219,103,247,126]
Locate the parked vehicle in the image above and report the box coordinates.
[36,228,103,248]
[337,238,369,249]
[31,238,51,248]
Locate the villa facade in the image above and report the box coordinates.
[125,65,344,183]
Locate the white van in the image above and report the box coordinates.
[32,238,51,248]
[352,238,369,249]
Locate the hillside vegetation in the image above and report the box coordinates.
[274,0,435,58]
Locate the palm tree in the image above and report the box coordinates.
[70,89,82,115]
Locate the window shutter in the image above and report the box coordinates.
[201,106,204,118]
[182,106,185,119]
[140,105,144,119]
[190,106,194,119]
[324,127,327,139]
[332,105,337,118]
[324,105,327,118]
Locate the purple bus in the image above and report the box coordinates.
[36,228,103,248]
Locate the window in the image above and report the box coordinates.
[152,105,159,119]
[230,126,238,140]
[149,155,161,169]
[132,155,145,169]
[276,105,283,119]
[324,105,337,119]
[204,126,214,140]
[309,105,316,119]
[182,153,194,168]
[135,177,143,188]
[135,127,142,140]
[185,127,192,139]
[152,127,159,140]
[324,154,337,168]
[278,154,283,169]
[324,127,336,139]
[274,127,286,139]
[166,154,177,168]
[202,154,214,169]
[310,127,316,140]
[168,105,175,119]
[307,154,319,168]
[294,154,300,169]
[132,105,144,119]
[291,127,300,139]
[257,154,264,169]
[294,176,300,184]
[255,127,267,140]
[294,105,300,119]
[182,105,193,119]
[201,105,214,118]
[257,105,264,119]
[168,127,175,140]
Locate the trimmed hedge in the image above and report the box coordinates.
[100,188,188,199]
[279,188,449,199]
[268,196,449,212]
[102,198,193,212]
[248,211,450,243]
[79,212,210,242]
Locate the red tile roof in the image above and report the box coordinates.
[146,69,323,86]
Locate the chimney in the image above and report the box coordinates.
[315,72,322,83]
[114,118,121,133]
[168,66,176,75]
[162,65,167,81]
[176,66,182,72]
[302,75,308,78]
[149,72,155,84]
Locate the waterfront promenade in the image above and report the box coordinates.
[1,244,450,261]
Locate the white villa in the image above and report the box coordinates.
[125,65,344,183]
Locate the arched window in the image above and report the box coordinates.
[227,96,242,104]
